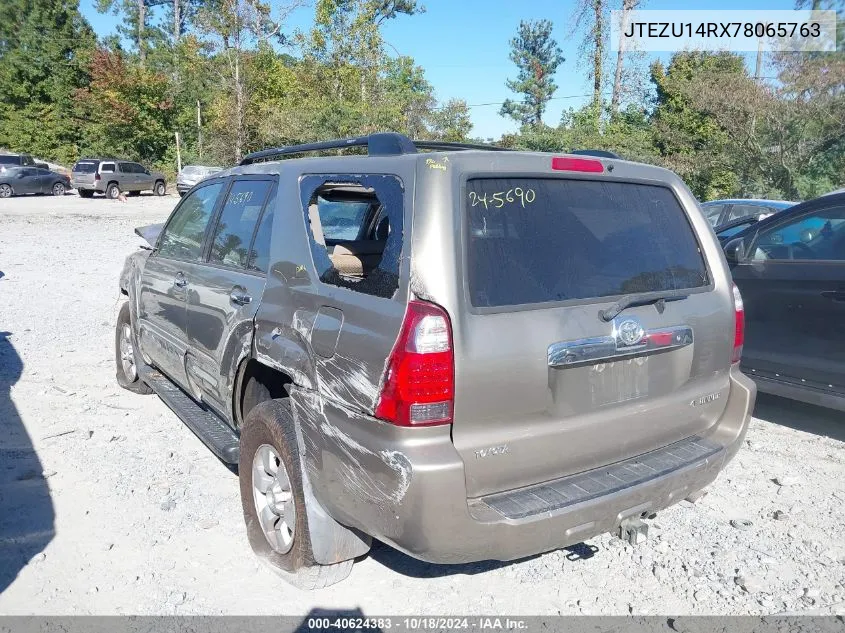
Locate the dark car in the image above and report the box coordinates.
[702,199,796,228]
[113,132,754,588]
[723,191,845,410]
[0,166,71,198]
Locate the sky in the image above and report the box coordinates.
[78,0,800,140]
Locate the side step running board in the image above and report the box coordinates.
[139,366,240,464]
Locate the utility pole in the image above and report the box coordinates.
[196,100,203,161]
[175,131,182,173]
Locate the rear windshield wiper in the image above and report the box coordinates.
[599,293,688,322]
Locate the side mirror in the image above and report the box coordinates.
[724,237,745,265]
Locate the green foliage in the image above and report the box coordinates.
[0,0,96,164]
[500,19,565,127]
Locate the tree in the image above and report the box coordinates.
[0,0,96,164]
[196,0,302,163]
[571,0,607,117]
[428,98,472,141]
[650,52,747,200]
[610,0,638,114]
[499,20,564,127]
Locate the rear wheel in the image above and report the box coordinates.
[0,184,12,198]
[115,302,153,395]
[78,189,94,198]
[239,399,353,589]
[154,180,166,196]
[106,182,120,200]
[51,182,66,196]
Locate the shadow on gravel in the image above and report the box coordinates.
[754,393,845,443]
[367,540,541,578]
[0,331,55,593]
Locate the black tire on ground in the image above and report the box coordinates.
[178,191,185,197]
[239,399,353,590]
[0,184,13,198]
[51,182,66,196]
[106,182,120,199]
[78,189,94,198]
[115,302,153,395]
[154,180,166,196]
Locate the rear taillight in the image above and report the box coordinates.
[95,172,101,181]
[732,283,745,364]
[551,156,605,173]
[374,300,454,427]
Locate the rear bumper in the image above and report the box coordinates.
[298,367,756,564]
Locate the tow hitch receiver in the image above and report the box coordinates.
[618,518,649,545]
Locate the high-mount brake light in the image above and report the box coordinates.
[374,300,454,427]
[551,157,605,173]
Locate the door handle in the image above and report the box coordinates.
[173,273,188,288]
[821,290,845,302]
[229,288,251,305]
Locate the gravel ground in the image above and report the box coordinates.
[1,193,844,616]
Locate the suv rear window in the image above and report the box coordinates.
[465,178,708,308]
[73,162,97,173]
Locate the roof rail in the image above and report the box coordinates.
[239,132,511,165]
[570,149,621,159]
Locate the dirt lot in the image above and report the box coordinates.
[1,192,844,616]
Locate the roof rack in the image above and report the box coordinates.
[238,132,511,166]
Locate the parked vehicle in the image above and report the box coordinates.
[701,199,796,228]
[723,192,845,410]
[176,165,224,196]
[115,132,755,588]
[0,152,47,173]
[71,158,167,199]
[0,166,71,198]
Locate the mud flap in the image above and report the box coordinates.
[285,385,372,565]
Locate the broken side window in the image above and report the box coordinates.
[300,174,404,299]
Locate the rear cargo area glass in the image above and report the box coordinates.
[465,178,708,308]
[73,162,97,173]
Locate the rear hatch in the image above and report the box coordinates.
[451,174,733,498]
[72,161,98,186]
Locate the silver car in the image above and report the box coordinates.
[176,165,223,196]
[115,132,755,589]
[72,158,167,199]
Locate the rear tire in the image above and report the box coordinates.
[115,302,153,395]
[51,182,66,196]
[239,399,353,589]
[78,189,94,198]
[154,180,166,196]
[106,182,120,200]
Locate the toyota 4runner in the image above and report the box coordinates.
[115,132,756,589]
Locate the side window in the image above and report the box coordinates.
[727,204,763,222]
[158,182,224,261]
[301,175,404,298]
[703,204,724,226]
[247,188,276,273]
[209,179,273,269]
[118,163,131,173]
[751,206,845,262]
[133,163,147,174]
[100,163,115,173]
[315,197,372,241]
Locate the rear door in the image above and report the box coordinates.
[185,177,275,411]
[453,177,730,497]
[118,162,136,191]
[137,181,225,389]
[732,199,845,391]
[13,168,40,194]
